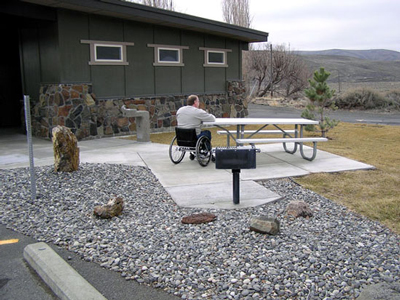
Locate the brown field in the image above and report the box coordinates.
[294,122,400,234]
[329,81,400,94]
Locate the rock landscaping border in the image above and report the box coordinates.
[1,164,399,299]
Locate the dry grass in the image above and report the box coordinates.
[294,122,400,234]
[128,122,400,234]
[330,81,400,94]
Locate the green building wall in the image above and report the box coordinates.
[17,7,249,140]
[54,9,245,98]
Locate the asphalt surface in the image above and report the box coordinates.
[0,104,399,299]
[248,103,400,126]
[0,226,57,300]
[0,225,180,300]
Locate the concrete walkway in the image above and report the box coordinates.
[0,129,374,209]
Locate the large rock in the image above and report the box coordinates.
[94,197,124,219]
[357,281,400,300]
[286,201,313,218]
[250,216,280,235]
[181,213,216,224]
[52,126,79,172]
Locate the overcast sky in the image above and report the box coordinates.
[173,0,400,52]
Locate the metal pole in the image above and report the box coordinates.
[270,44,273,97]
[232,169,240,204]
[24,95,36,200]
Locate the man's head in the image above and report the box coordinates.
[187,95,199,108]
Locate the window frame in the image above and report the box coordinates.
[94,44,124,63]
[158,47,180,64]
[207,50,225,65]
[148,44,189,66]
[81,40,135,66]
[199,47,232,68]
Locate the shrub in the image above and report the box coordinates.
[385,90,400,109]
[335,88,387,109]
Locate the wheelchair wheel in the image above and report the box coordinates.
[169,136,185,164]
[196,136,212,167]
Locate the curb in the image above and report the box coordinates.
[23,242,107,300]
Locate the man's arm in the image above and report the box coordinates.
[197,109,216,122]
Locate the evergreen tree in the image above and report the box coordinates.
[301,67,339,137]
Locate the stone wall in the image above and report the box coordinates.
[31,80,247,140]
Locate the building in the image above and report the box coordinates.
[1,0,268,139]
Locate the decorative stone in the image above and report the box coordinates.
[85,93,95,106]
[32,82,244,140]
[116,117,129,128]
[52,125,79,172]
[249,216,280,235]
[93,197,124,219]
[286,201,313,218]
[181,213,217,224]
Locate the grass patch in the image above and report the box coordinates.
[125,122,400,234]
[295,122,400,234]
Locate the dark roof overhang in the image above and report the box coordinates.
[20,0,268,43]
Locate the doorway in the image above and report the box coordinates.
[0,15,24,129]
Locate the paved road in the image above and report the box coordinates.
[0,225,180,300]
[248,103,400,126]
[0,226,57,300]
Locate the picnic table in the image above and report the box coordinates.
[203,117,327,161]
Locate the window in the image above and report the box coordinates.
[199,47,232,67]
[159,48,179,63]
[148,44,189,66]
[95,44,123,62]
[81,40,134,65]
[208,51,225,64]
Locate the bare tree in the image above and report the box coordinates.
[283,54,311,97]
[142,0,174,10]
[124,0,175,10]
[222,0,252,28]
[243,43,310,97]
[243,47,269,95]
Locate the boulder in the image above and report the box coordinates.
[93,197,124,219]
[250,216,280,235]
[357,281,400,300]
[52,125,79,172]
[286,201,313,218]
[181,213,216,224]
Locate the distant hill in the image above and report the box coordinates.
[298,53,400,83]
[296,49,400,61]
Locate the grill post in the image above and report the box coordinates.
[232,169,240,204]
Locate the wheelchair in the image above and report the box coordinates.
[169,127,212,167]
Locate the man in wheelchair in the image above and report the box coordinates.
[176,94,216,140]
[169,95,216,166]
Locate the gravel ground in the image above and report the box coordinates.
[1,163,399,299]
